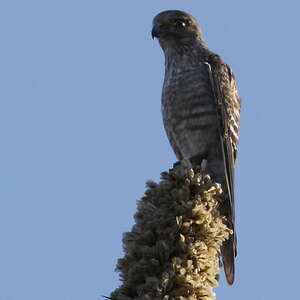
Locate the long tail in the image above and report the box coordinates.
[221,232,236,285]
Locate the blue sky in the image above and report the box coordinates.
[1,1,300,299]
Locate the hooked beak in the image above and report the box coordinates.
[151,24,161,39]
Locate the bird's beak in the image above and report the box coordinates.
[151,24,161,39]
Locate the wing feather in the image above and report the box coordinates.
[204,56,240,226]
[204,55,241,285]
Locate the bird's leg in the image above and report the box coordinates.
[200,159,208,174]
[190,154,207,174]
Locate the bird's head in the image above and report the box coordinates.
[152,10,205,48]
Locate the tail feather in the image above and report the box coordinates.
[221,233,236,285]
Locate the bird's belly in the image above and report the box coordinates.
[179,126,218,159]
[162,77,219,160]
[167,111,219,159]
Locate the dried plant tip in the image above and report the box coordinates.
[110,165,231,300]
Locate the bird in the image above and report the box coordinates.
[152,10,241,285]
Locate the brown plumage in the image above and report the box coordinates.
[152,10,241,285]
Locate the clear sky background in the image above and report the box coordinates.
[1,1,300,299]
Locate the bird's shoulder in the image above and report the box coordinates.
[203,50,241,157]
[204,51,241,118]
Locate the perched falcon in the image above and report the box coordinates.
[152,10,241,285]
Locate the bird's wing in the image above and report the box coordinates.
[204,55,241,226]
[205,55,241,285]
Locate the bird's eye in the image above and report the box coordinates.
[174,19,187,28]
